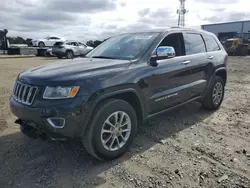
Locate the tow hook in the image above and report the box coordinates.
[15,119,45,139]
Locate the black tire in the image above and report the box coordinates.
[66,50,74,59]
[82,99,138,160]
[202,76,225,110]
[38,41,45,48]
[57,56,62,59]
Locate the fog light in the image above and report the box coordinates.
[47,117,65,128]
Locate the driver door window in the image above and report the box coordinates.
[158,33,185,56]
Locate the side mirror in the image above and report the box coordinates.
[150,46,176,67]
[157,46,176,58]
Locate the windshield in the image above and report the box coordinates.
[86,32,159,60]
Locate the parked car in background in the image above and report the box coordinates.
[31,37,65,47]
[52,41,93,59]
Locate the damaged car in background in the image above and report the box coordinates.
[31,36,65,47]
[52,41,93,59]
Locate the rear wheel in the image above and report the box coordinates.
[66,51,74,59]
[202,76,225,110]
[82,99,138,160]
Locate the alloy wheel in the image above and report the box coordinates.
[67,51,73,59]
[212,82,223,105]
[101,111,131,151]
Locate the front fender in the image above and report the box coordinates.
[79,87,146,137]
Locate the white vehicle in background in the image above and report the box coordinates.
[52,41,93,59]
[31,37,65,47]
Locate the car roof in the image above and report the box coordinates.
[115,27,214,36]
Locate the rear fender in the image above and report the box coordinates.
[203,67,227,97]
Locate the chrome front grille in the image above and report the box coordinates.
[12,82,38,105]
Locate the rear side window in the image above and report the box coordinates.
[184,33,206,55]
[203,35,220,52]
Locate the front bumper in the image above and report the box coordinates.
[10,96,88,140]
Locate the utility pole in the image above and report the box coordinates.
[177,0,187,27]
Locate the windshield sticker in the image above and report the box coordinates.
[134,36,152,40]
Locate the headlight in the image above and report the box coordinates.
[43,86,80,99]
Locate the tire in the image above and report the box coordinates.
[82,99,138,160]
[66,50,74,59]
[202,76,225,110]
[38,42,45,48]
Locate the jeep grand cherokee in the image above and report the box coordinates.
[10,28,228,160]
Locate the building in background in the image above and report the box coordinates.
[201,20,250,42]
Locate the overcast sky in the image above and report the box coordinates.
[0,0,249,41]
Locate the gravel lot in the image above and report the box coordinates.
[0,56,250,188]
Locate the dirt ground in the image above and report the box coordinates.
[0,56,249,188]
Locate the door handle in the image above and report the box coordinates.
[182,60,190,65]
[208,56,214,60]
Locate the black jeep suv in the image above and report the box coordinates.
[10,28,228,160]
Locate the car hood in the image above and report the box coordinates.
[18,58,131,85]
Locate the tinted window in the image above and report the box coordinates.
[50,37,59,39]
[184,33,206,55]
[204,35,220,52]
[158,33,185,56]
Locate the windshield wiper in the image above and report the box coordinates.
[91,56,117,59]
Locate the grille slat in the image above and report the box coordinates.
[15,83,20,97]
[12,82,38,105]
[26,88,33,103]
[21,86,27,102]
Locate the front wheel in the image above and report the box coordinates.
[202,76,225,110]
[82,99,138,160]
[66,51,74,59]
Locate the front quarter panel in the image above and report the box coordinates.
[81,61,150,116]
